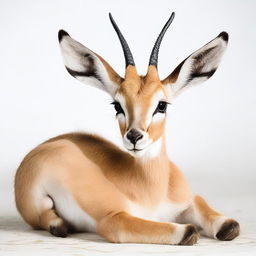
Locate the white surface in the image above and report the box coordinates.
[0,0,256,255]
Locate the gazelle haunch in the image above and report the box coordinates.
[15,13,239,245]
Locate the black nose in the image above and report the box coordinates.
[126,129,143,145]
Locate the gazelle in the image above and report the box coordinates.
[15,12,240,245]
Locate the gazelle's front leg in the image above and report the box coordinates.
[182,195,240,241]
[97,211,199,245]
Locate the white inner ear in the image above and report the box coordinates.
[60,37,88,72]
[59,35,119,97]
[167,35,228,99]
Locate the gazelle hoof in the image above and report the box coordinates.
[50,223,68,238]
[216,219,240,241]
[178,224,199,245]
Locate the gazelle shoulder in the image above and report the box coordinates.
[168,161,193,204]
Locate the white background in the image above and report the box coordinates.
[1,1,256,255]
[0,0,255,218]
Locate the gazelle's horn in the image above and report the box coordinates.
[149,12,175,68]
[109,13,135,68]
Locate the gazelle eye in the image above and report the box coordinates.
[112,101,124,115]
[154,101,168,115]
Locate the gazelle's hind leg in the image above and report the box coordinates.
[179,195,240,240]
[39,196,69,238]
[39,210,67,237]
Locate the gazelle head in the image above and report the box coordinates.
[58,12,228,158]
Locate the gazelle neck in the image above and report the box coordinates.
[135,135,169,179]
[137,133,168,160]
[124,135,170,203]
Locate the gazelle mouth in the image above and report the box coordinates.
[128,148,143,152]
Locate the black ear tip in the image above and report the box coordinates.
[58,29,69,42]
[218,31,229,42]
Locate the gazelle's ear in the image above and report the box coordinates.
[162,32,229,98]
[58,30,123,97]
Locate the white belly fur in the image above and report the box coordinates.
[41,181,96,232]
[128,200,190,223]
[39,181,189,232]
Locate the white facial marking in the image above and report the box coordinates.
[114,93,128,119]
[145,90,168,128]
[116,90,168,158]
[152,112,165,124]
[133,138,162,159]
[123,131,151,152]
[117,112,125,124]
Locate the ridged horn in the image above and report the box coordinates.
[149,12,175,68]
[109,13,135,67]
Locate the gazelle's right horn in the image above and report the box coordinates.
[109,13,135,68]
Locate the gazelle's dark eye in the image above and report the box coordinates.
[154,101,168,115]
[112,101,124,115]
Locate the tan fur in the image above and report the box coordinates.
[39,209,64,231]
[119,120,126,136]
[117,66,166,138]
[15,142,67,228]
[14,66,233,243]
[168,162,192,203]
[15,129,230,244]
[194,195,220,224]
[15,134,189,236]
[161,60,185,85]
[147,119,166,141]
[97,211,178,244]
[96,54,124,85]
[15,31,239,244]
